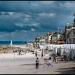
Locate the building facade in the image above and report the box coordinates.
[65,18,75,44]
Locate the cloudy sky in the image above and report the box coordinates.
[0,1,75,41]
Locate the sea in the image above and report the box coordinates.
[0,41,27,45]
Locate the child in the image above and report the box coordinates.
[47,60,53,67]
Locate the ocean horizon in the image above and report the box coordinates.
[0,41,28,45]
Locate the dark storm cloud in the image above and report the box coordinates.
[0,1,75,41]
[0,1,74,32]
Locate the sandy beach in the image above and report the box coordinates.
[0,53,74,74]
[0,52,36,66]
[0,50,74,74]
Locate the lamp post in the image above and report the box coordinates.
[57,27,62,44]
[57,27,59,45]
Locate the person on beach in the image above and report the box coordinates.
[41,50,43,57]
[47,59,53,67]
[44,57,53,67]
[36,57,39,69]
[52,53,56,62]
[35,51,37,57]
[18,49,21,55]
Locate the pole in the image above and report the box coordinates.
[72,28,73,44]
[58,27,59,44]
[66,23,69,44]
[66,29,67,44]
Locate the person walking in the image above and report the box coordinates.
[36,57,39,69]
[35,51,37,57]
[18,49,21,55]
[41,50,43,57]
[44,57,53,67]
[52,53,56,62]
[47,59,53,67]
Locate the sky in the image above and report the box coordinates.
[0,1,75,41]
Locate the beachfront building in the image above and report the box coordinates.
[65,17,75,44]
[33,37,40,49]
[51,32,59,44]
[57,33,65,44]
[39,36,46,44]
[51,32,57,44]
[46,32,53,44]
[34,31,64,45]
[51,32,64,44]
[34,36,47,44]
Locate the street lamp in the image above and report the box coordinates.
[57,27,62,44]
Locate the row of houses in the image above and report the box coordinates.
[32,32,65,49]
[34,14,75,46]
[34,32,65,45]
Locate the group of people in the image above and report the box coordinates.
[35,51,53,69]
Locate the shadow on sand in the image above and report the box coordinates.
[56,67,75,74]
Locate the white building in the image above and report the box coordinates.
[39,44,75,59]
